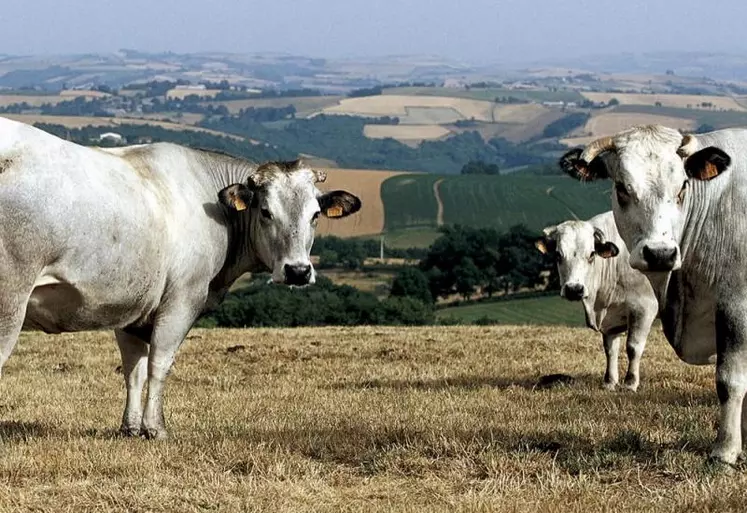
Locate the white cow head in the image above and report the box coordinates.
[536,220,619,300]
[559,125,731,273]
[218,160,361,286]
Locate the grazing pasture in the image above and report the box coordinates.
[0,325,737,512]
[581,92,746,111]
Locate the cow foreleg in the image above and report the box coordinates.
[141,305,197,440]
[0,289,31,379]
[623,312,655,392]
[115,329,149,437]
[710,306,747,466]
[602,333,622,390]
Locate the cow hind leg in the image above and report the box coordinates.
[0,289,33,378]
[602,333,622,390]
[710,306,747,466]
[115,328,149,437]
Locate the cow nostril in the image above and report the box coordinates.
[563,284,585,301]
[284,264,312,284]
[642,245,677,270]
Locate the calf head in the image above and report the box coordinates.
[219,159,361,286]
[536,221,619,301]
[559,125,731,273]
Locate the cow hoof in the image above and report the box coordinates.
[141,427,168,440]
[622,382,639,393]
[119,426,141,438]
[602,382,617,391]
[705,456,739,476]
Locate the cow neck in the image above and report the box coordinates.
[679,177,722,288]
[583,254,616,330]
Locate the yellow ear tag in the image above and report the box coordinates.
[233,197,247,211]
[326,205,343,218]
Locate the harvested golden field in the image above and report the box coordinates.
[59,89,111,98]
[315,168,408,237]
[209,96,343,117]
[166,88,223,100]
[561,113,697,147]
[363,123,451,142]
[581,92,746,111]
[2,114,247,141]
[0,325,740,512]
[323,95,499,123]
[0,95,75,107]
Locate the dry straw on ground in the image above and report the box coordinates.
[0,325,741,512]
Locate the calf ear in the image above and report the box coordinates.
[218,183,254,212]
[559,148,610,182]
[593,228,619,258]
[684,146,731,181]
[535,238,556,254]
[319,190,361,218]
[535,226,557,254]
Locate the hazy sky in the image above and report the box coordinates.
[2,0,746,63]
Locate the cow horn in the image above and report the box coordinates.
[677,134,698,158]
[580,136,616,163]
[313,169,327,183]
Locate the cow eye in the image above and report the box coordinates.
[260,208,273,220]
[677,180,688,205]
[615,182,631,207]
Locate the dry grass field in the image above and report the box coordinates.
[561,113,697,147]
[322,95,499,123]
[166,88,223,100]
[1,114,248,141]
[0,325,743,512]
[581,92,746,111]
[314,168,408,237]
[0,90,110,107]
[363,124,451,143]
[209,96,344,117]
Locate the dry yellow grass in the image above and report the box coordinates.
[363,124,451,141]
[59,89,111,98]
[208,96,343,117]
[323,95,498,122]
[166,88,223,100]
[0,95,74,107]
[314,168,408,237]
[2,114,247,141]
[561,113,697,147]
[581,92,746,111]
[0,325,741,512]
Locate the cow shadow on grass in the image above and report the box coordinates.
[327,372,602,392]
[228,422,710,478]
[0,421,52,442]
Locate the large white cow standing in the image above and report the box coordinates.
[537,211,658,391]
[0,117,361,439]
[560,124,747,467]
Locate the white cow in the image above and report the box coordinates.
[537,211,658,391]
[560,124,747,467]
[0,117,361,439]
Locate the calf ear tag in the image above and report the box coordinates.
[326,205,343,218]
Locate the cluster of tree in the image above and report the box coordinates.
[197,274,434,328]
[122,79,191,97]
[39,96,110,117]
[348,86,385,97]
[202,113,554,174]
[541,112,590,138]
[415,225,552,300]
[494,96,529,104]
[460,160,500,175]
[223,105,297,124]
[34,123,294,163]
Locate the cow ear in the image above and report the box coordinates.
[684,146,731,181]
[218,183,254,212]
[593,227,619,258]
[595,241,619,259]
[318,190,361,218]
[535,238,556,254]
[559,148,610,182]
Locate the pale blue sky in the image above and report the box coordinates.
[1,0,746,63]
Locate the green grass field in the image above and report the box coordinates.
[380,174,441,231]
[437,295,586,326]
[381,173,612,237]
[384,86,584,104]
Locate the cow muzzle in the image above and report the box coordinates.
[561,283,586,301]
[639,243,680,272]
[283,263,314,286]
